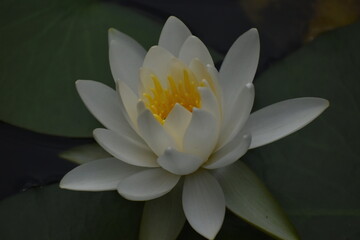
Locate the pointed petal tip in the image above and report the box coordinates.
[187,35,198,40]
[179,35,214,66]
[148,45,158,51]
[108,28,118,43]
[75,79,93,87]
[92,127,104,136]
[243,133,251,140]
[249,28,258,33]
[167,15,178,21]
[323,98,330,108]
[59,179,78,191]
[159,16,192,56]
[75,79,82,85]
[59,180,66,189]
[58,174,78,191]
[308,97,330,109]
[75,80,108,91]
[315,98,330,113]
[147,45,175,57]
[245,82,254,89]
[108,27,120,37]
[245,28,259,39]
[192,107,200,113]
[166,15,184,24]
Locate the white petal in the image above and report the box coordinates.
[206,64,223,104]
[204,134,251,169]
[189,59,222,108]
[142,46,175,86]
[158,16,192,56]
[76,80,133,135]
[93,128,159,167]
[140,183,185,240]
[179,36,214,66]
[245,97,330,149]
[157,148,203,175]
[108,28,146,93]
[163,103,192,148]
[139,67,158,96]
[199,87,221,122]
[219,29,259,111]
[60,158,143,191]
[117,168,180,201]
[183,109,218,159]
[217,83,254,148]
[118,81,139,127]
[212,161,300,240]
[137,100,146,116]
[137,110,177,156]
[183,170,225,239]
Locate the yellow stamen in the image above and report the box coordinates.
[142,68,205,124]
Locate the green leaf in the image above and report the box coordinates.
[213,161,299,240]
[0,185,143,240]
[0,184,273,240]
[0,0,162,137]
[140,182,185,240]
[0,1,223,137]
[60,143,111,164]
[245,21,360,239]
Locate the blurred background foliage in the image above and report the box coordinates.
[0,0,359,239]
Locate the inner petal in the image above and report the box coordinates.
[141,60,208,124]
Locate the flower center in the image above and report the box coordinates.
[142,68,205,124]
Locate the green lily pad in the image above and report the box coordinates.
[214,161,299,240]
[0,1,223,137]
[0,185,143,240]
[245,20,360,239]
[60,143,111,164]
[0,184,272,240]
[0,0,162,137]
[1,11,359,240]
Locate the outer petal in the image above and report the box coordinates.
[199,86,221,122]
[157,148,203,175]
[219,29,259,113]
[117,168,180,201]
[137,110,177,156]
[183,109,218,159]
[217,83,254,148]
[189,59,218,96]
[158,16,192,56]
[140,182,185,240]
[163,103,192,148]
[206,64,223,103]
[60,158,143,191]
[212,161,300,240]
[108,28,146,93]
[204,133,251,169]
[137,100,146,116]
[244,97,329,149]
[76,80,132,135]
[142,46,175,86]
[93,128,159,167]
[118,81,139,128]
[183,170,225,240]
[178,36,214,66]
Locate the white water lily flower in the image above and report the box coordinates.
[60,16,329,239]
